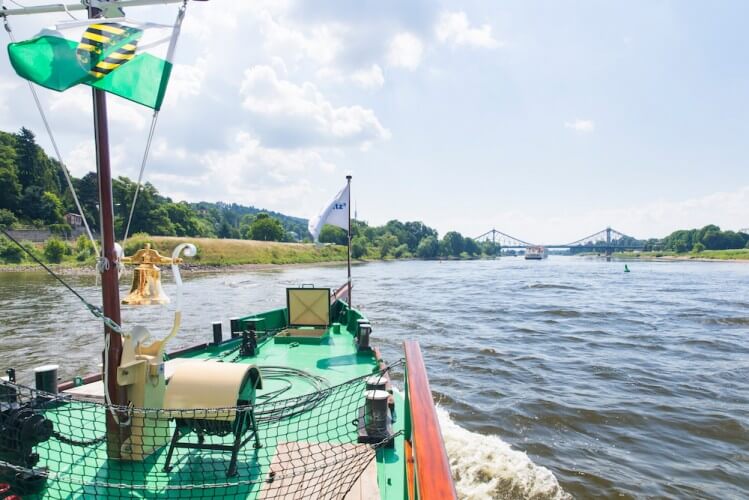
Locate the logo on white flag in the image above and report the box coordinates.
[308,183,350,242]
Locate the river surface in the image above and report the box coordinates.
[1,258,748,499]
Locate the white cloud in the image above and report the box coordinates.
[257,11,344,66]
[65,140,127,178]
[564,119,595,133]
[436,11,501,49]
[240,65,390,148]
[0,78,19,127]
[49,86,150,130]
[387,33,424,70]
[315,64,385,90]
[162,58,207,109]
[351,64,385,90]
[149,132,337,214]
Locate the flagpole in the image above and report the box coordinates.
[346,175,352,307]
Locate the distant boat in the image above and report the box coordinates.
[525,246,548,260]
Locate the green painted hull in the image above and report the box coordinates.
[8,300,406,499]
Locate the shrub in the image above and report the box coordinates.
[43,237,67,263]
[391,244,409,259]
[49,223,73,237]
[692,242,705,253]
[124,233,154,256]
[351,236,367,259]
[0,209,17,229]
[75,234,95,256]
[0,237,24,263]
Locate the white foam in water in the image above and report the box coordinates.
[437,407,570,500]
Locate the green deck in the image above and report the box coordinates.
[20,300,405,499]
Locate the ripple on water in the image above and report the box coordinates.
[2,259,749,498]
[438,407,571,500]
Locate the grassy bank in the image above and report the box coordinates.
[0,236,349,271]
[613,249,749,261]
[137,236,348,266]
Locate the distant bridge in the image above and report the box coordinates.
[473,227,646,254]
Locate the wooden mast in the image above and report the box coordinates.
[89,5,128,459]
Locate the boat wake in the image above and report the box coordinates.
[437,407,570,500]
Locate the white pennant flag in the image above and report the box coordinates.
[308,183,350,242]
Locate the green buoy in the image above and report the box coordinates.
[624,264,630,273]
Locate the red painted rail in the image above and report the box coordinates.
[331,281,351,304]
[404,340,456,499]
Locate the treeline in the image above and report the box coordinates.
[318,220,496,259]
[0,126,502,263]
[644,225,749,253]
[0,127,307,240]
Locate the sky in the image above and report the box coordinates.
[1,0,748,244]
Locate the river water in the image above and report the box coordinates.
[0,258,747,499]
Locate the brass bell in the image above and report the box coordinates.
[121,244,182,305]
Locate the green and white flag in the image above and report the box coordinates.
[7,16,182,110]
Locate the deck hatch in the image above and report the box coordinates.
[286,287,331,327]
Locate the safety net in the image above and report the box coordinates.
[0,363,400,499]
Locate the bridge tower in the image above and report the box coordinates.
[605,226,612,260]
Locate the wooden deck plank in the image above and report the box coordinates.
[259,441,379,500]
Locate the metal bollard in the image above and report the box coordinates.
[357,323,372,351]
[365,374,387,392]
[364,390,390,438]
[212,321,223,345]
[230,317,241,338]
[34,365,59,394]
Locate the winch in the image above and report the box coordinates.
[0,379,53,493]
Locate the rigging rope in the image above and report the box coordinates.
[0,228,123,335]
[121,111,159,245]
[121,2,186,246]
[2,12,99,257]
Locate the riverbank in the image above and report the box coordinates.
[612,249,749,262]
[0,236,349,273]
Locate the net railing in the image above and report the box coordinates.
[0,363,401,499]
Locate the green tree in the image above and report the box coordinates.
[0,134,21,211]
[15,128,59,194]
[43,237,67,263]
[319,225,348,245]
[391,243,410,258]
[247,213,285,241]
[463,237,480,256]
[416,235,439,259]
[351,235,368,259]
[40,191,65,224]
[0,209,18,228]
[441,231,464,257]
[403,221,438,251]
[74,172,99,231]
[19,186,45,221]
[217,220,233,239]
[113,178,175,236]
[377,233,398,259]
[165,202,204,237]
[0,237,24,263]
[692,242,705,253]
